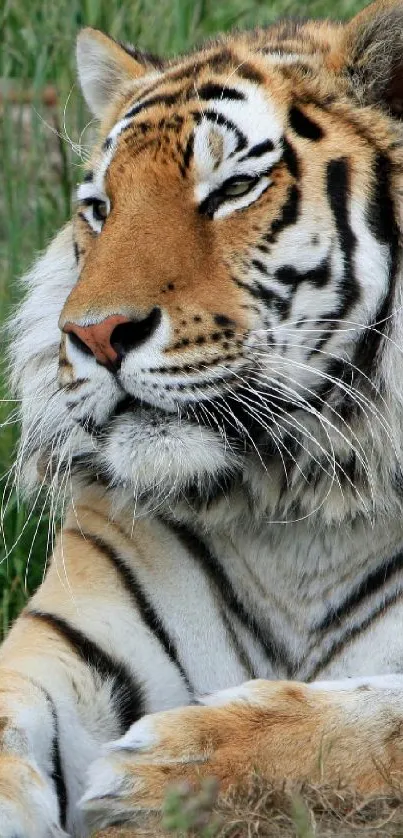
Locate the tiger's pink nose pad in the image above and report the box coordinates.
[63,314,131,368]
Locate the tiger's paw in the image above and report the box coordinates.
[80,682,262,830]
[80,678,399,831]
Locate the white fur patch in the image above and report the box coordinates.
[310,675,403,693]
[0,760,65,838]
[197,682,258,706]
[106,716,157,753]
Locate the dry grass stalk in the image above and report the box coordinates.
[92,774,403,838]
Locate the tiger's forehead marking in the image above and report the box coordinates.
[78,75,285,208]
[192,84,284,203]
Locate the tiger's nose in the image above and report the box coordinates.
[63,308,162,370]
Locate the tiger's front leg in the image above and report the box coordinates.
[0,666,67,837]
[82,676,403,832]
[0,608,108,838]
[0,506,192,837]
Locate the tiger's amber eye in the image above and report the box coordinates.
[222,177,259,198]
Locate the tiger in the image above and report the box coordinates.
[4,0,403,835]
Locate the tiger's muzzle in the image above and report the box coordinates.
[63,307,162,371]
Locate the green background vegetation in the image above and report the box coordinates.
[0,0,366,637]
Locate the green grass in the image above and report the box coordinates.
[0,0,367,637]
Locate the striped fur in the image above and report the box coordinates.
[4,1,403,834]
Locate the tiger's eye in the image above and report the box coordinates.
[222,177,259,198]
[92,199,108,222]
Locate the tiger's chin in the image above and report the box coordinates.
[97,400,242,501]
[28,396,242,515]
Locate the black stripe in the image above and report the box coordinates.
[49,702,68,829]
[351,153,400,376]
[28,611,143,734]
[367,153,397,247]
[308,160,360,366]
[193,111,247,152]
[164,50,235,86]
[308,589,402,681]
[83,169,94,182]
[326,158,359,311]
[236,63,265,84]
[125,91,183,120]
[233,275,290,319]
[316,550,403,633]
[276,258,331,291]
[164,59,212,84]
[23,679,68,829]
[289,105,324,141]
[165,520,294,674]
[214,313,236,327]
[78,531,192,694]
[208,50,236,73]
[303,259,331,288]
[242,139,275,160]
[197,83,245,102]
[265,183,300,244]
[198,192,223,218]
[220,608,257,680]
[282,137,300,179]
[165,52,232,84]
[273,258,331,292]
[252,258,269,276]
[255,280,290,319]
[258,258,331,302]
[182,133,194,172]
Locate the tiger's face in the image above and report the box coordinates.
[12,2,403,520]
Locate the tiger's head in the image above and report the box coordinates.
[11,0,403,524]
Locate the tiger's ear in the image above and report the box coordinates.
[76,28,162,118]
[344,0,403,117]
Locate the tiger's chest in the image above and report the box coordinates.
[162,511,403,688]
[61,496,403,716]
